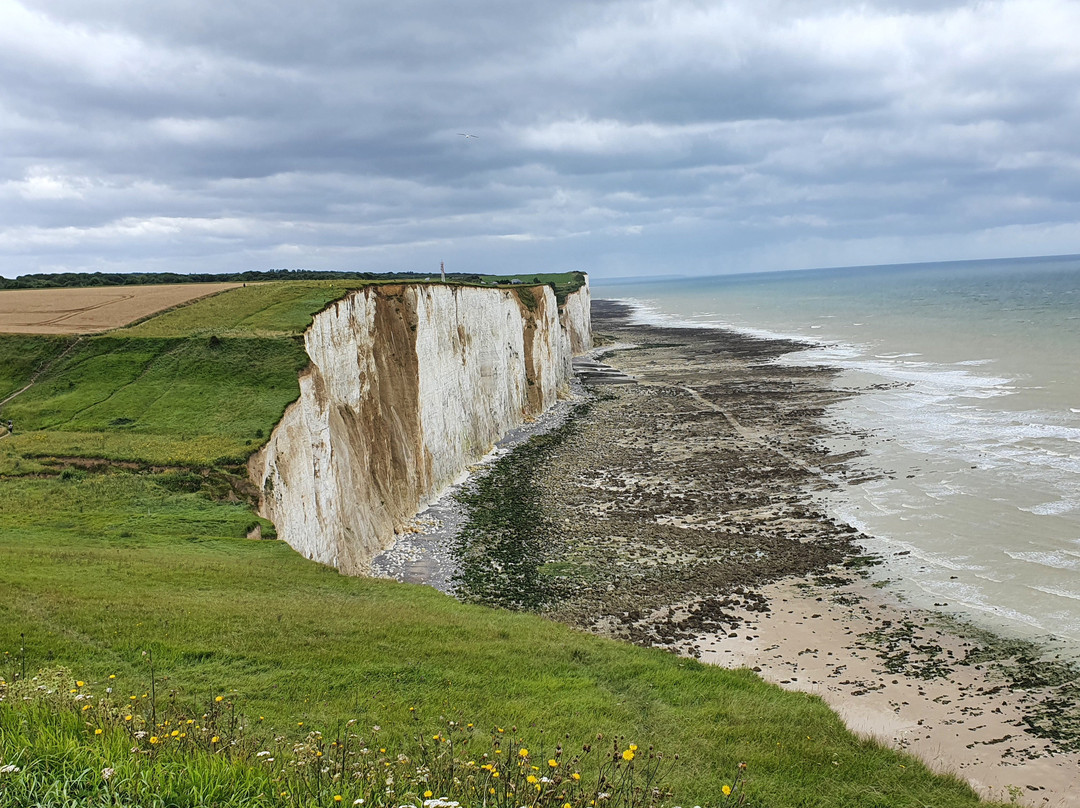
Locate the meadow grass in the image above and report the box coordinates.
[0,279,1004,807]
[1,668,685,808]
[0,472,1000,807]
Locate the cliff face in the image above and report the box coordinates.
[251,280,591,574]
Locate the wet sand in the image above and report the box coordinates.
[378,299,1080,805]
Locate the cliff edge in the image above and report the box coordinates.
[250,279,591,574]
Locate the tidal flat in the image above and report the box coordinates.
[412,299,1080,806]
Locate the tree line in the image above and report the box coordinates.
[0,269,489,290]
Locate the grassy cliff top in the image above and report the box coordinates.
[0,275,585,469]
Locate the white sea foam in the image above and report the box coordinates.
[1018,498,1080,516]
[601,261,1080,651]
[1029,584,1080,602]
[1005,550,1080,571]
[616,298,822,345]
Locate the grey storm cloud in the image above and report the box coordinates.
[1,0,1079,278]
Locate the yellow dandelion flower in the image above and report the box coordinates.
[334,797,343,803]
[572,772,581,781]
[149,736,160,744]
[109,674,116,680]
[76,681,85,687]
[215,696,224,702]
[82,705,91,711]
[527,775,538,784]
[629,744,638,752]
[489,788,496,795]
[124,715,132,721]
[94,729,103,735]
[69,688,77,694]
[171,730,179,737]
[424,791,433,798]
[564,803,572,808]
[722,785,732,796]
[493,771,500,778]
[548,759,558,768]
[519,748,529,758]
[622,750,634,762]
[211,736,220,744]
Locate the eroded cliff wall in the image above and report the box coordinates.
[251,279,591,574]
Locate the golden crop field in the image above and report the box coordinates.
[0,283,241,334]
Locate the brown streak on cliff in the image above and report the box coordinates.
[516,287,545,414]
[329,286,427,572]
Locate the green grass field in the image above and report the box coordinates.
[0,279,1004,807]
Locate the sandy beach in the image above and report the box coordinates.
[378,299,1080,806]
[699,576,1080,805]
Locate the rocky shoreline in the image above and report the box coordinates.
[376,299,1080,806]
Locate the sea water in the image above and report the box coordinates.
[594,255,1080,656]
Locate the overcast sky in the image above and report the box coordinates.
[2,0,1079,280]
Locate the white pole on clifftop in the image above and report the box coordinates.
[440,261,445,283]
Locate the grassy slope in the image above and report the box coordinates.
[0,283,348,470]
[0,280,1001,807]
[0,335,75,401]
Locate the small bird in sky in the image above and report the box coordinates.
[457,132,479,139]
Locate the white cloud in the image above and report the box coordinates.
[4,167,89,200]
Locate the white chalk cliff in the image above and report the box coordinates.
[250,279,591,574]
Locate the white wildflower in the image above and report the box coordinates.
[0,764,20,774]
[102,767,115,781]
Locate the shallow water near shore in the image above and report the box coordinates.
[595,254,1080,658]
